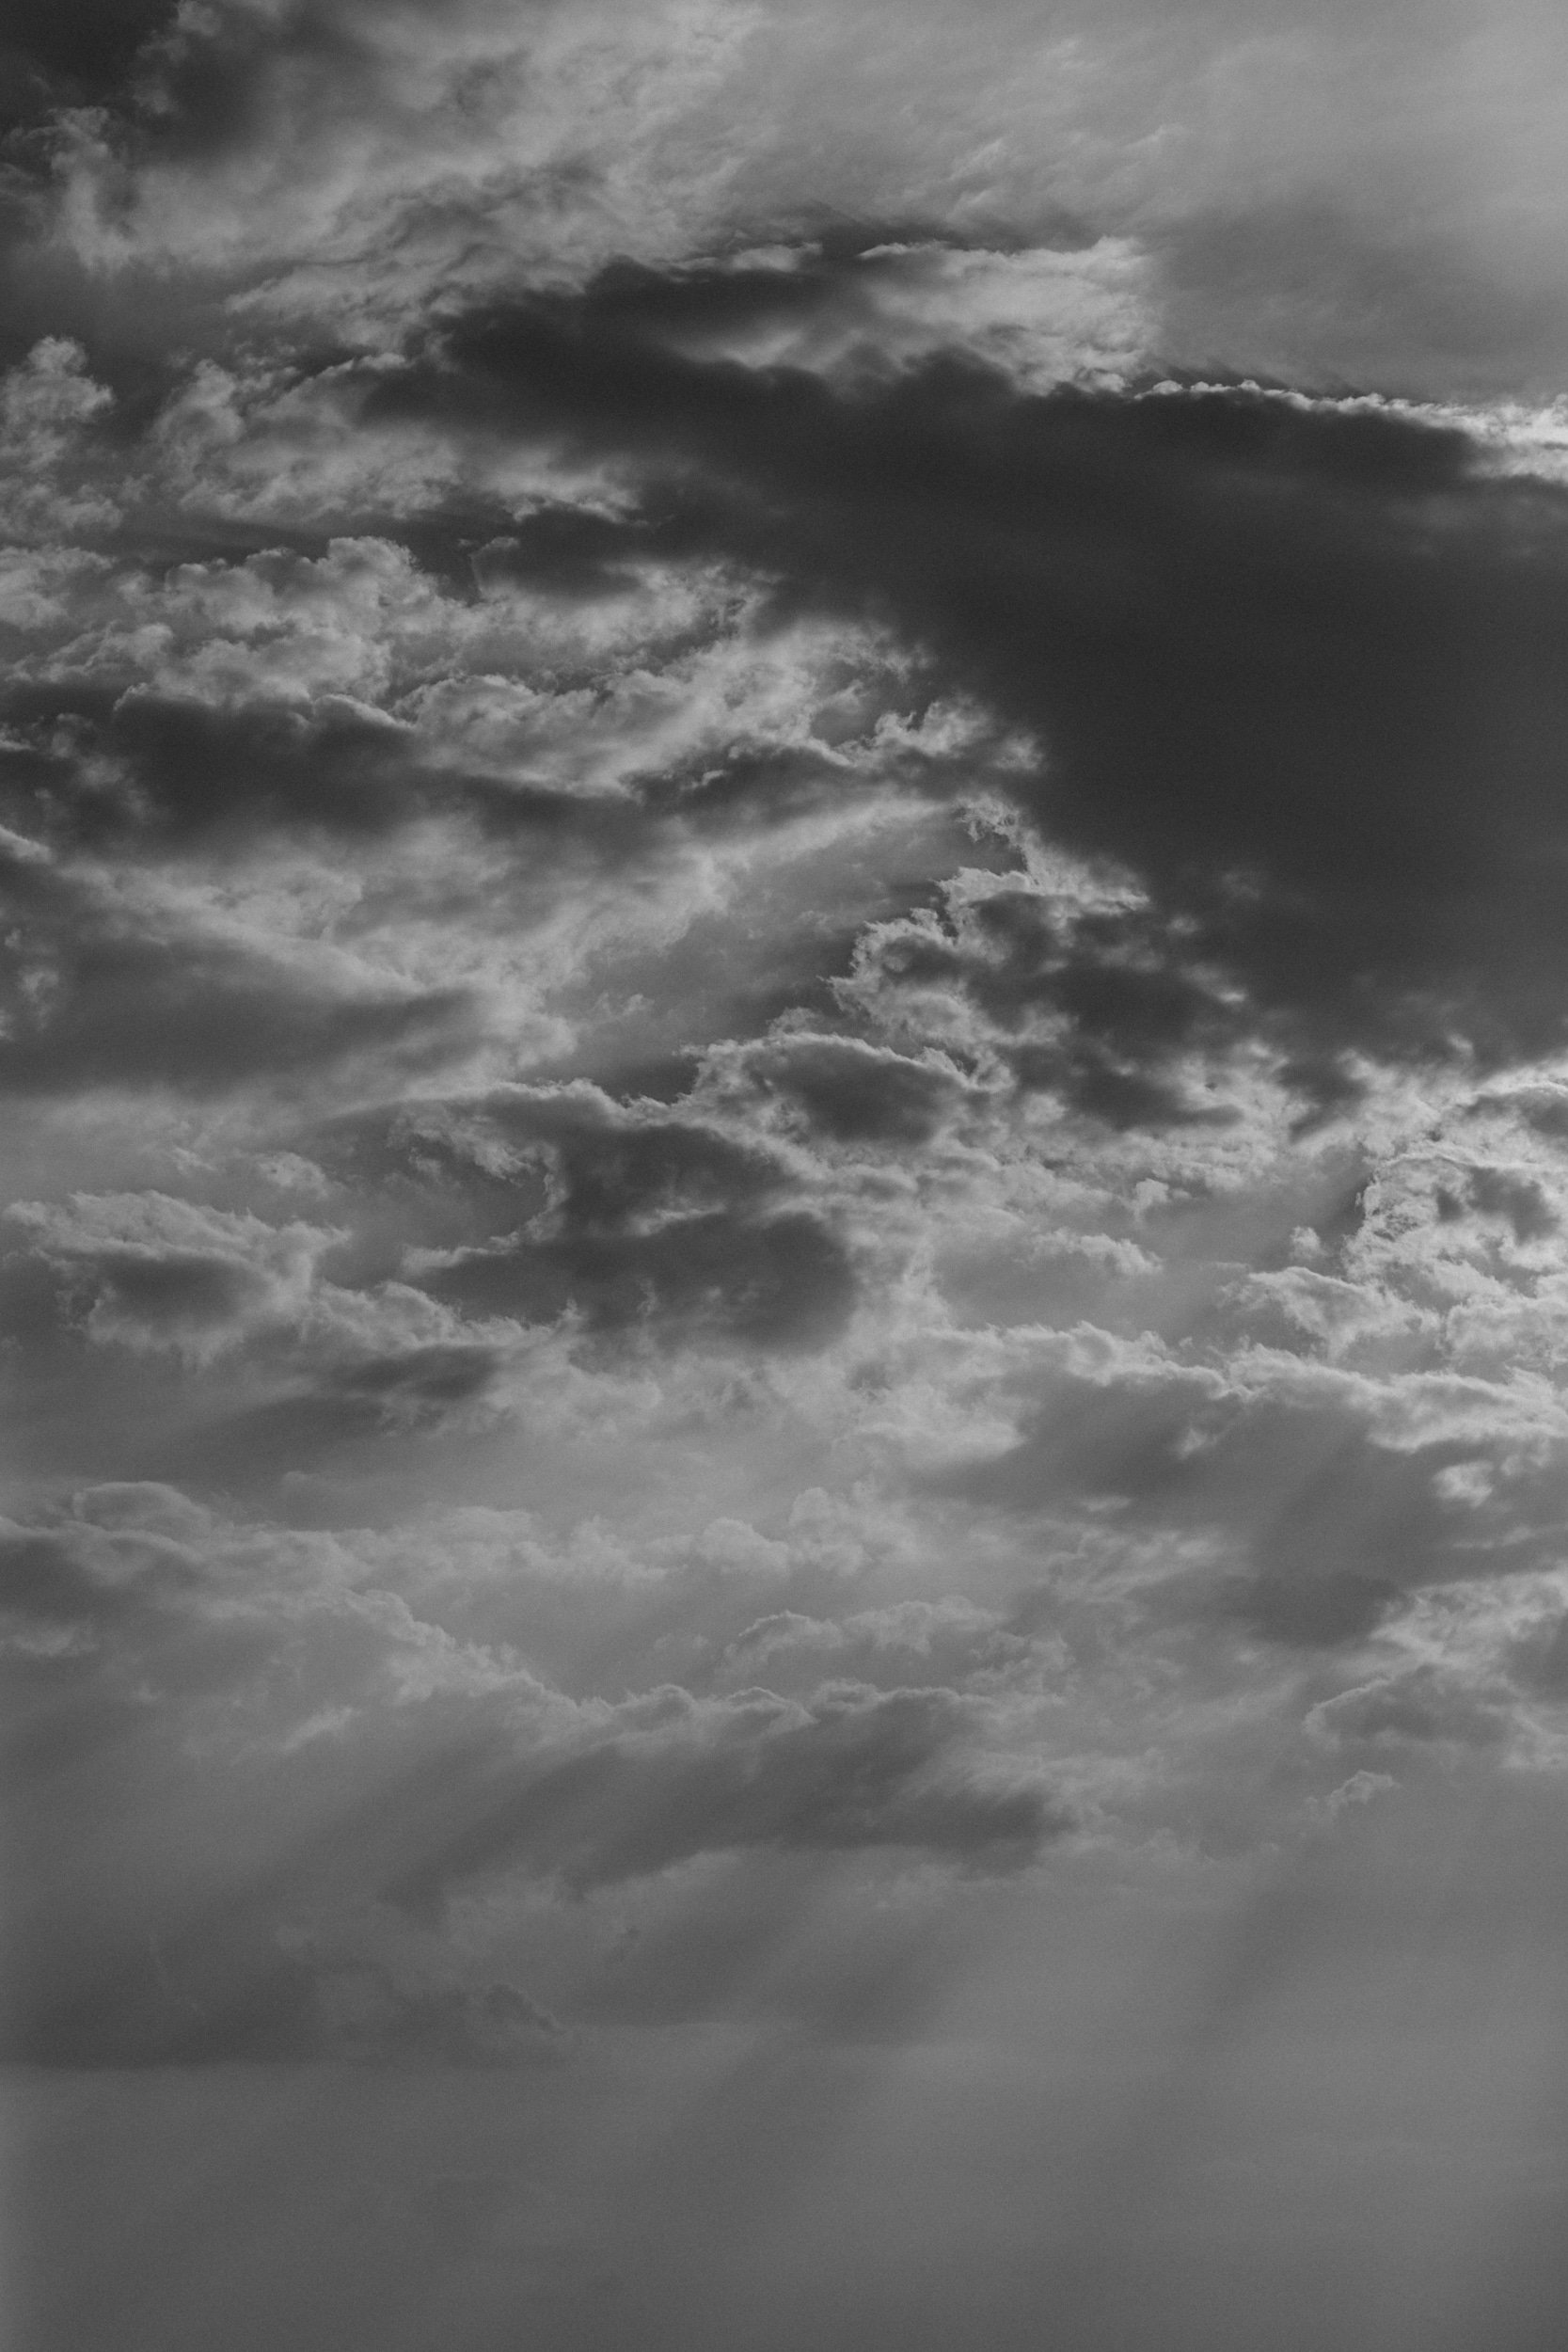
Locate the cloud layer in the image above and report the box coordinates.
[8,9,1568,2352]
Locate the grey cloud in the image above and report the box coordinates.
[721,1599,1031,1694]
[491,238,1145,392]
[1447,1166,1559,1246]
[1306,1666,1516,1752]
[112,1339,514,1493]
[1159,198,1568,406]
[13,1921,567,2068]
[3,1193,327,1360]
[0,835,476,1097]
[941,1375,1522,1648]
[324,1341,504,1414]
[1490,1087,1568,1143]
[1504,1611,1568,1705]
[72,0,373,174]
[0,688,429,849]
[0,1,176,138]
[0,1520,192,1631]
[0,683,670,857]
[429,1207,853,1351]
[400,1086,857,1349]
[726,1032,967,1143]
[386,1683,1064,1912]
[376,294,1568,1085]
[845,873,1250,1126]
[85,1250,260,1327]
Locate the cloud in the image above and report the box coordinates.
[0,1510,198,1638]
[1306,1663,1518,1753]
[838,857,1251,1127]
[506,240,1153,395]
[0,0,174,136]
[0,336,119,539]
[721,1597,1031,1693]
[0,822,479,1099]
[404,1083,857,1349]
[709,1032,971,1146]
[369,298,1568,1084]
[28,0,755,325]
[13,1913,570,2067]
[4,1190,337,1355]
[16,0,1568,401]
[384,1681,1067,1911]
[10,24,1568,2303]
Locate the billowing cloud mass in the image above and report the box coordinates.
[7,8,1568,2352]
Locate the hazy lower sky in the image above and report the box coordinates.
[6,6,1568,2349]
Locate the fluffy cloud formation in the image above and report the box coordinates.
[9,13,1568,2352]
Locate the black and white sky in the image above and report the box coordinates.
[7,5,1568,2348]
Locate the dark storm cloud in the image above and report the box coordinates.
[374,284,1568,1077]
[0,834,475,1096]
[385,1684,1064,1914]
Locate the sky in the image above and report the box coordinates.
[6,4,1568,2347]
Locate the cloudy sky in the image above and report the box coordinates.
[7,4,1568,2346]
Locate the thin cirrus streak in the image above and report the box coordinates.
[5,5,1568,2350]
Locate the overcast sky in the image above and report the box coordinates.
[7,6,1568,2349]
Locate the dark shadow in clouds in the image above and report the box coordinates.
[849,877,1249,1125]
[0,1521,196,1632]
[0,689,431,849]
[324,1342,502,1415]
[0,0,175,135]
[118,1343,515,1495]
[942,1380,1504,1647]
[0,675,900,871]
[384,1686,1064,1915]
[407,1087,857,1350]
[0,837,475,1096]
[76,1249,267,1340]
[431,1209,852,1351]
[736,1034,964,1144]
[62,0,372,174]
[12,1893,568,2067]
[0,684,661,857]
[374,278,1568,1077]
